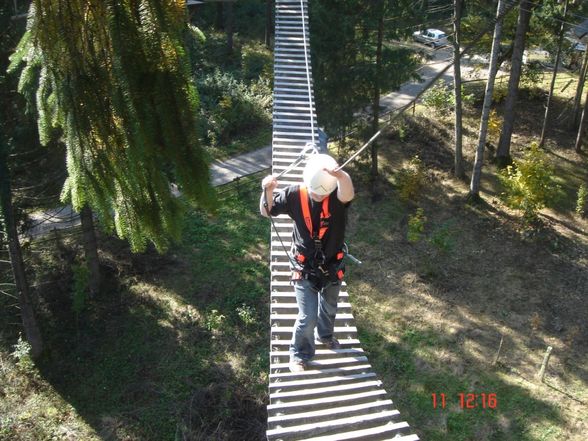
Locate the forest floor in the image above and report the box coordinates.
[345,81,588,440]
[1,74,587,441]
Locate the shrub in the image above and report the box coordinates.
[408,208,426,243]
[198,70,272,146]
[241,44,273,82]
[421,81,474,115]
[429,221,456,252]
[236,304,258,327]
[576,184,587,218]
[11,335,34,373]
[499,142,560,223]
[492,83,508,103]
[421,81,454,116]
[395,155,426,202]
[520,61,544,91]
[205,309,225,332]
[487,109,502,143]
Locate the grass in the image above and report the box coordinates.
[207,124,271,162]
[1,176,271,440]
[342,75,587,440]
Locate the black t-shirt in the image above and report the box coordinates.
[270,185,349,263]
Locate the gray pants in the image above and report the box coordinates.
[289,278,340,362]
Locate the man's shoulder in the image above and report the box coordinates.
[282,184,301,198]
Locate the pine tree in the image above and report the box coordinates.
[9,0,215,252]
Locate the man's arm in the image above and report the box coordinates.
[326,168,354,203]
[259,175,278,217]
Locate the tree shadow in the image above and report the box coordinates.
[355,324,566,441]
[343,120,588,438]
[26,182,270,440]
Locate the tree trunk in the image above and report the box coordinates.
[539,0,569,147]
[0,146,43,359]
[470,0,507,198]
[216,3,224,30]
[80,204,100,296]
[574,85,588,152]
[370,5,384,198]
[496,0,534,167]
[453,0,464,179]
[570,48,588,130]
[226,1,234,55]
[265,0,273,49]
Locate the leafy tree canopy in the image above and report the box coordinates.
[9,0,215,252]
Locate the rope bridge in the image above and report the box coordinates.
[266,1,419,440]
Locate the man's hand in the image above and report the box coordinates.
[262,175,278,192]
[260,175,278,217]
[324,166,354,203]
[323,166,344,179]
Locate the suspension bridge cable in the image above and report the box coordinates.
[299,0,316,147]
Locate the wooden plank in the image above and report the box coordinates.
[302,421,410,441]
[267,390,387,412]
[269,372,376,389]
[270,380,382,400]
[266,410,401,439]
[267,399,394,423]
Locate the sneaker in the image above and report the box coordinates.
[315,336,341,350]
[288,359,307,373]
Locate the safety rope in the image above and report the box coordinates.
[299,0,316,147]
[263,191,299,269]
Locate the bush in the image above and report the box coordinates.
[520,61,544,91]
[407,208,426,243]
[421,81,454,116]
[487,109,502,143]
[492,83,508,103]
[198,70,272,146]
[499,142,560,223]
[429,221,456,252]
[395,155,426,202]
[241,44,273,82]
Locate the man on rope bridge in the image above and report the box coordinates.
[260,154,354,373]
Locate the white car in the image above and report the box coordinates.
[413,29,449,48]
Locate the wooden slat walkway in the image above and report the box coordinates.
[266,1,419,440]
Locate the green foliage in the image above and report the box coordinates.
[487,109,502,142]
[71,262,89,317]
[407,208,426,243]
[461,86,475,107]
[576,184,587,218]
[492,83,508,103]
[395,155,426,202]
[428,220,456,253]
[205,309,226,332]
[311,0,419,136]
[241,44,273,82]
[9,1,215,252]
[198,70,271,147]
[499,143,560,223]
[236,304,258,327]
[422,81,474,115]
[422,81,454,116]
[11,335,34,373]
[520,61,544,95]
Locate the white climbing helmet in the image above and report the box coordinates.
[303,154,338,196]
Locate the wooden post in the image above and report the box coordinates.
[537,345,553,382]
[492,334,504,366]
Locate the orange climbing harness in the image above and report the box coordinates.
[299,185,330,242]
[294,186,344,284]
